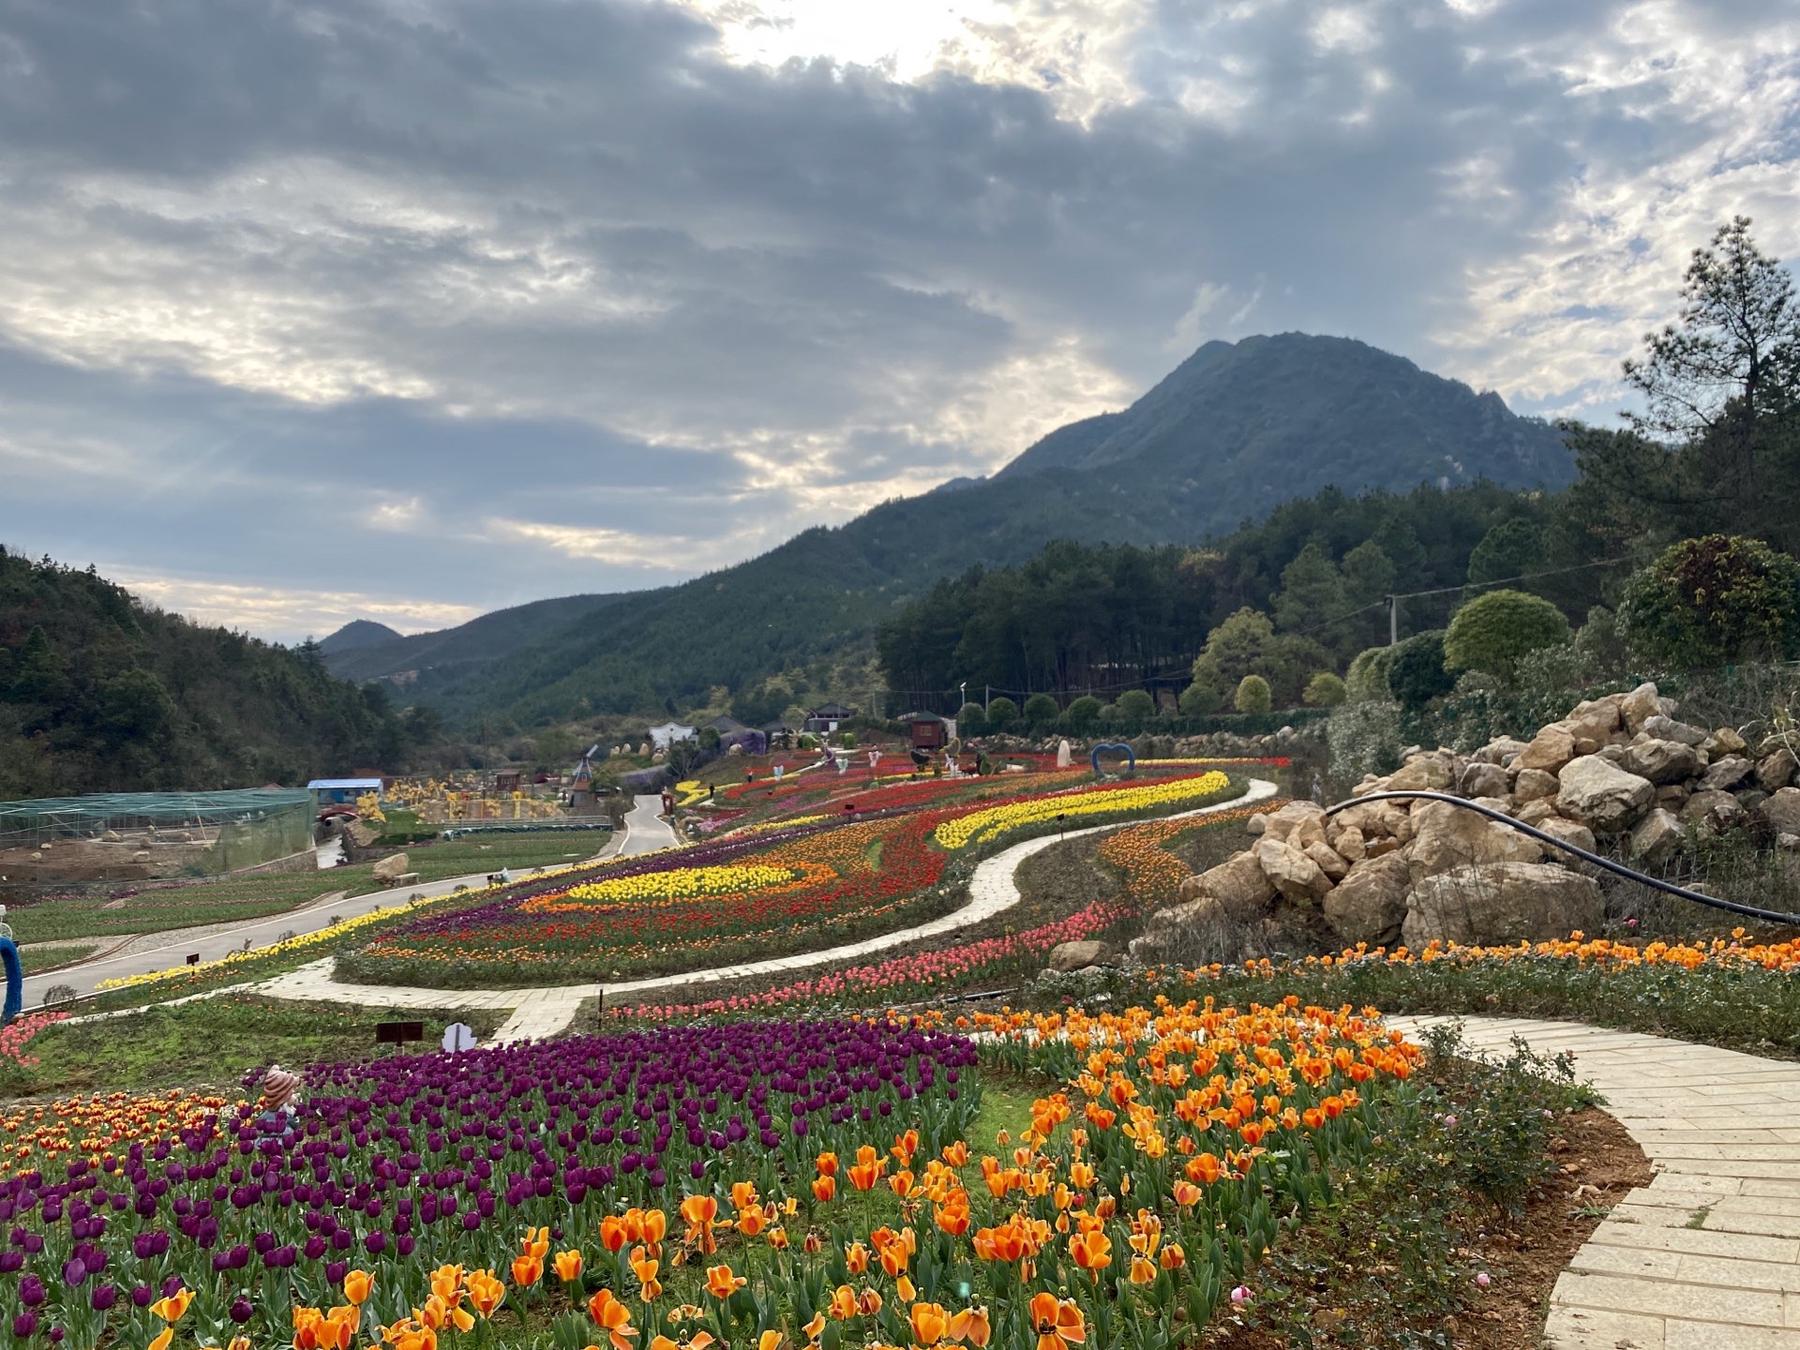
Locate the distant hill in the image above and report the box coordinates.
[327,333,1574,724]
[318,619,403,654]
[0,550,427,796]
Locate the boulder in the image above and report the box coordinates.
[1470,796,1516,816]
[1254,837,1332,902]
[1620,682,1665,733]
[1563,695,1624,747]
[1047,940,1113,972]
[1260,801,1329,850]
[1473,736,1530,766]
[1761,787,1800,837]
[1322,854,1412,946]
[1682,789,1745,836]
[1516,725,1577,774]
[1181,851,1277,915]
[1537,816,1597,856]
[1701,755,1755,792]
[1655,784,1691,809]
[1624,738,1702,785]
[1387,755,1455,792]
[1245,814,1268,836]
[1334,825,1367,862]
[1407,800,1542,882]
[1402,861,1605,947]
[1512,768,1560,804]
[1515,799,1560,827]
[1459,761,1509,799]
[1556,755,1655,833]
[1703,727,1748,759]
[1640,714,1708,748]
[372,851,410,881]
[1629,808,1684,867]
[1757,748,1798,793]
[1305,840,1351,882]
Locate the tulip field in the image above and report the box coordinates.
[0,997,1457,1350]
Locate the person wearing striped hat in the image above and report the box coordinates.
[258,1065,301,1132]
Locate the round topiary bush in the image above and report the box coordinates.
[1618,534,1800,670]
[1234,674,1272,714]
[1345,646,1396,702]
[1022,693,1061,727]
[1385,629,1457,709]
[1065,695,1103,730]
[956,702,986,736]
[1115,689,1157,724]
[1178,681,1223,717]
[1303,671,1347,707]
[984,696,1019,731]
[1443,589,1571,679]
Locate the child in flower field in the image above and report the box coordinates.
[257,1064,302,1133]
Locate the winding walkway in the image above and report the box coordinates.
[1389,1015,1800,1350]
[247,779,1279,1042]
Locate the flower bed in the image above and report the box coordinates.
[0,1012,67,1068]
[339,770,1237,989]
[1,1002,1449,1350]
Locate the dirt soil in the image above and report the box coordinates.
[1212,1105,1652,1350]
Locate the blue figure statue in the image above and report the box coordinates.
[1,905,21,1027]
[1090,742,1137,778]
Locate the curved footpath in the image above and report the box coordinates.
[1388,1015,1800,1350]
[19,796,667,1006]
[243,778,1280,1042]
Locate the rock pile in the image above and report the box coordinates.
[1134,682,1786,960]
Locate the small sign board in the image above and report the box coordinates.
[186,953,200,965]
[375,1020,425,1046]
[441,1022,475,1053]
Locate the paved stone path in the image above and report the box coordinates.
[1388,1014,1800,1350]
[250,779,1279,1043]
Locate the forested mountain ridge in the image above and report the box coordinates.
[324,333,1574,724]
[0,549,434,796]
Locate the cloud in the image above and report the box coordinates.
[0,0,1795,637]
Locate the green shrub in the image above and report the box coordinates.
[955,702,987,736]
[1065,695,1102,730]
[1345,646,1396,702]
[1115,689,1156,724]
[1022,693,1060,726]
[1303,672,1347,707]
[1234,674,1272,714]
[1443,589,1571,679]
[984,697,1019,731]
[838,731,857,749]
[1618,534,1800,670]
[1386,629,1456,709]
[1178,681,1223,717]
[1326,700,1402,780]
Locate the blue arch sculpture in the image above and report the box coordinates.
[1090,741,1136,778]
[1,937,21,1027]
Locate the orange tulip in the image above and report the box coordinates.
[148,1330,174,1350]
[466,1270,506,1318]
[890,1169,915,1199]
[949,1307,991,1348]
[845,1241,870,1274]
[601,1216,631,1253]
[343,1270,374,1307]
[1028,1293,1086,1350]
[1161,1243,1186,1270]
[587,1289,639,1350]
[910,1302,951,1347]
[511,1253,544,1288]
[1129,1256,1157,1285]
[731,1180,759,1211]
[150,1288,194,1323]
[555,1249,585,1283]
[828,1285,859,1320]
[814,1151,839,1177]
[1070,1229,1112,1273]
[811,1175,837,1203]
[705,1264,746,1300]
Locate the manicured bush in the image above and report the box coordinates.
[1618,534,1800,670]
[1443,589,1571,679]
[1115,689,1157,724]
[1065,695,1103,730]
[955,701,986,736]
[1234,673,1272,713]
[1303,671,1347,706]
[984,696,1018,731]
[1345,645,1396,702]
[1022,692,1061,726]
[1178,680,1223,716]
[1386,629,1457,709]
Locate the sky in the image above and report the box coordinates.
[1,0,1797,643]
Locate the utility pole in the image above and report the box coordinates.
[984,684,990,713]
[1388,594,1399,646]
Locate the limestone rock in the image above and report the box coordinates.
[1682,789,1745,836]
[1515,799,1559,827]
[1473,737,1529,766]
[1761,787,1800,837]
[1386,754,1454,792]
[1701,755,1755,792]
[1629,808,1684,867]
[1182,851,1277,915]
[1516,725,1577,774]
[1402,861,1605,947]
[1624,738,1702,785]
[1305,840,1351,882]
[1254,837,1332,902]
[1555,755,1655,833]
[1407,800,1542,882]
[1047,940,1113,972]
[1513,768,1560,804]
[1757,748,1798,793]
[1563,695,1625,745]
[1335,825,1367,862]
[1459,762,1509,799]
[1537,816,1597,856]
[1640,714,1707,748]
[372,851,410,881]
[1702,727,1748,759]
[1260,801,1329,850]
[1245,814,1268,836]
[1322,853,1411,946]
[1620,682,1665,733]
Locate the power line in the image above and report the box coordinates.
[1391,553,1635,602]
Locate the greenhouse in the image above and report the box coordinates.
[0,789,316,877]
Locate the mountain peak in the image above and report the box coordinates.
[318,619,404,655]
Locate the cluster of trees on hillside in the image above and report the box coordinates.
[0,550,440,796]
[879,217,1800,731]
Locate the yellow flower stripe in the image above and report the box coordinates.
[529,861,837,913]
[933,771,1231,851]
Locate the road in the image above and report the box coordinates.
[19,799,674,1007]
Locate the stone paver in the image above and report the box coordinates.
[249,778,1278,1042]
[1389,1014,1800,1349]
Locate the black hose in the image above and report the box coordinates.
[1325,790,1800,927]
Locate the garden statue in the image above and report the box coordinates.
[1056,738,1072,768]
[868,749,880,771]
[0,904,18,1026]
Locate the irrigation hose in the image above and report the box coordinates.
[1326,790,1800,927]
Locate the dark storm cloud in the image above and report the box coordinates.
[0,0,1793,636]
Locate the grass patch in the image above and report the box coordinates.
[0,994,504,1098]
[18,940,103,974]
